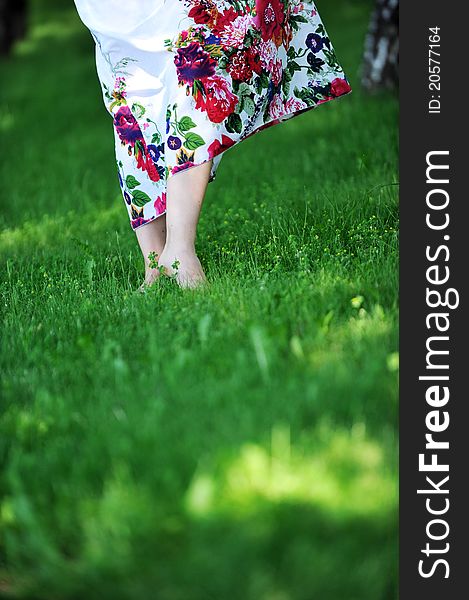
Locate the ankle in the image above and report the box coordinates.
[144,249,161,269]
[161,243,196,260]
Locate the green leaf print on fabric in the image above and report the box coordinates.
[226,113,243,134]
[131,189,152,207]
[178,116,197,132]
[131,102,146,119]
[183,132,205,151]
[126,175,141,190]
[243,97,256,117]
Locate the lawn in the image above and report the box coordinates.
[0,1,399,599]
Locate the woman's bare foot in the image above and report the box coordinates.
[158,247,207,289]
[135,250,163,292]
[137,266,161,293]
[135,217,167,292]
[160,161,212,289]
[135,161,212,291]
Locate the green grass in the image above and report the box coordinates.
[0,1,398,598]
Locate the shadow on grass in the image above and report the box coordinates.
[1,424,397,600]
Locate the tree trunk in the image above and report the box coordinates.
[0,0,28,56]
[361,0,399,91]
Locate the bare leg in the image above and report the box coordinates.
[158,160,212,288]
[135,214,167,289]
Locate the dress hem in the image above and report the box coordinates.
[131,85,352,232]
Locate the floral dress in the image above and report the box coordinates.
[74,1,352,230]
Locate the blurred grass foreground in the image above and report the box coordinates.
[0,1,398,599]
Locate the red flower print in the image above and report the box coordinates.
[285,97,308,112]
[114,106,144,146]
[195,75,238,123]
[172,162,196,175]
[207,134,235,159]
[144,154,160,182]
[131,217,150,229]
[212,7,241,36]
[270,57,283,85]
[226,46,263,82]
[227,52,249,82]
[188,4,214,25]
[254,0,285,47]
[218,14,253,49]
[330,78,352,97]
[247,45,263,76]
[154,192,166,214]
[268,93,286,119]
[135,142,160,182]
[174,42,217,85]
[135,144,146,170]
[282,4,294,49]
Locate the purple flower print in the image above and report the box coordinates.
[147,144,160,163]
[114,106,143,146]
[167,136,182,150]
[305,33,324,53]
[174,42,217,85]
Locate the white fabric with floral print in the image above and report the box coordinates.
[74,1,352,230]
